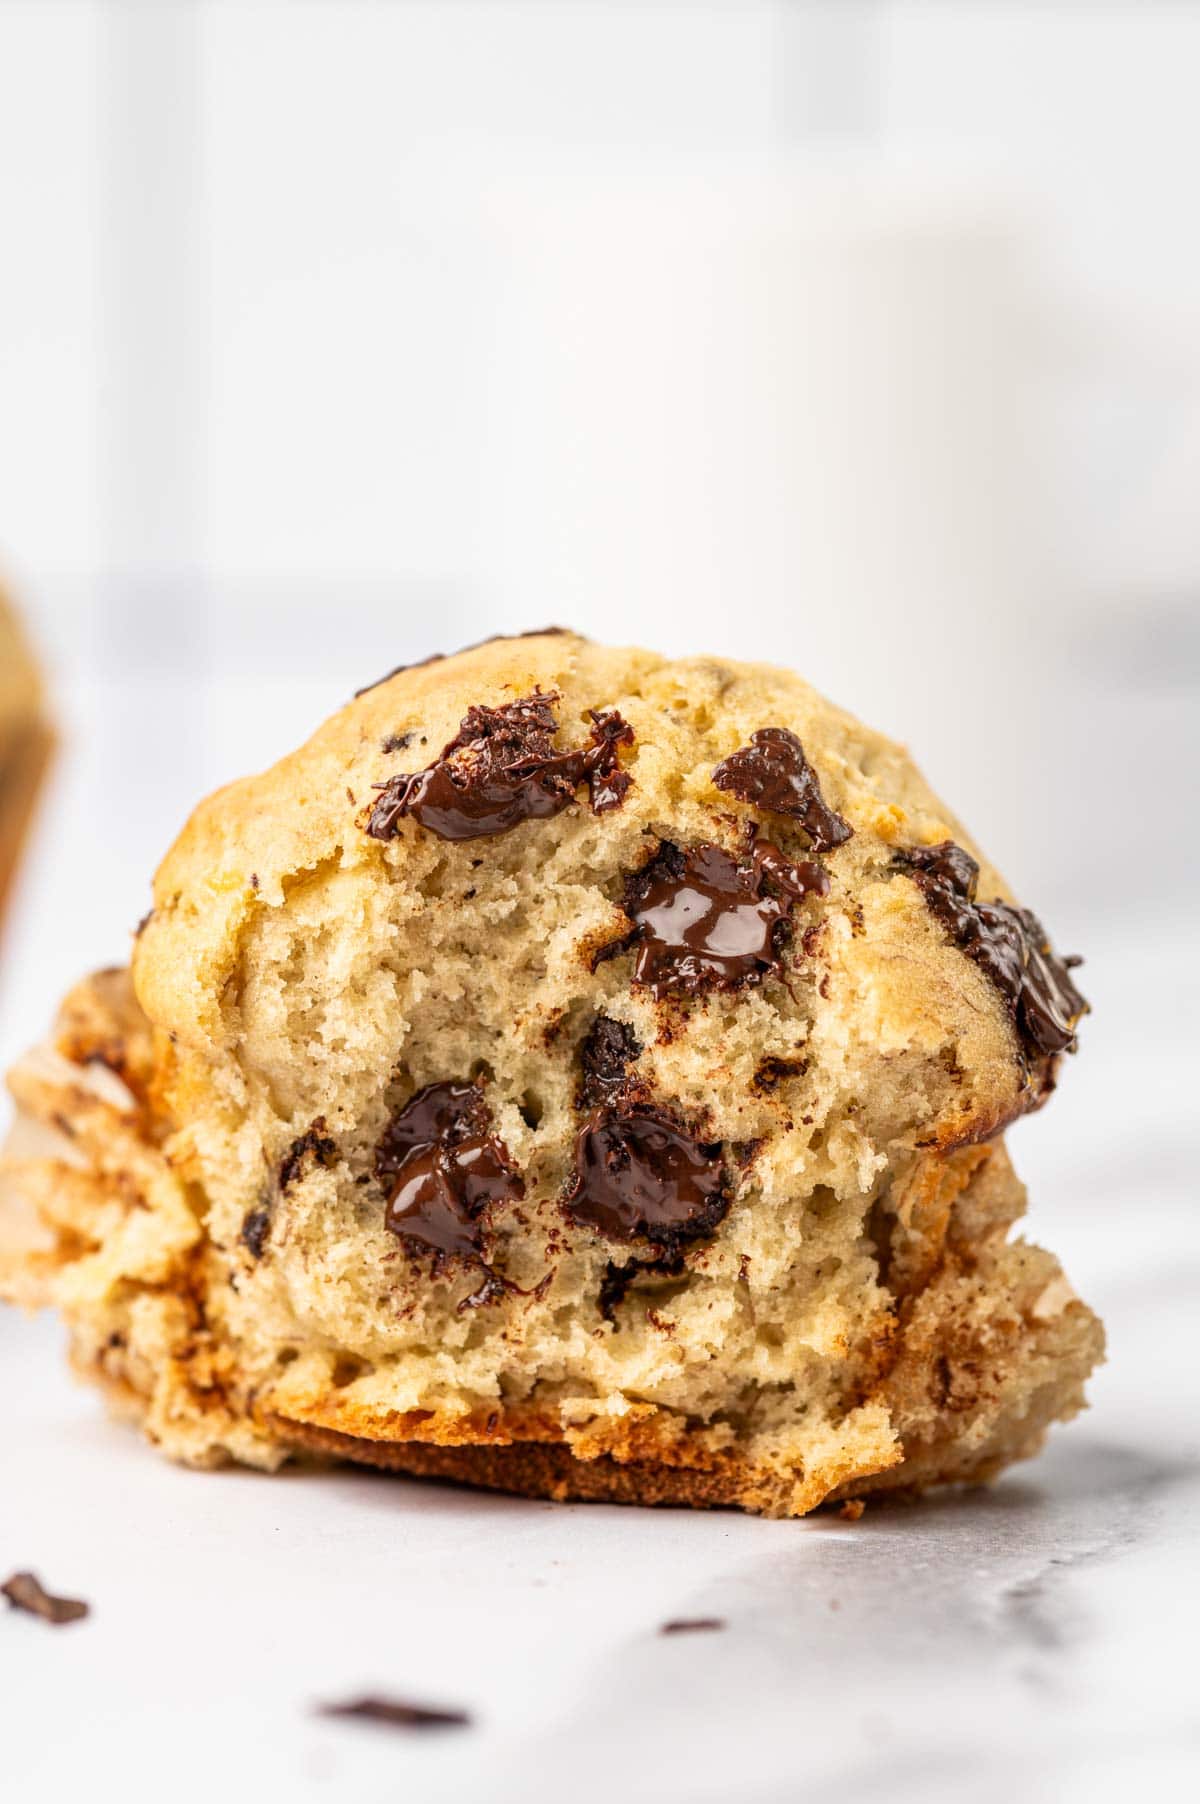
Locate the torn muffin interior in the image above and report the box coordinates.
[0,633,1102,1515]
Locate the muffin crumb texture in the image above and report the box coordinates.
[0,632,1101,1514]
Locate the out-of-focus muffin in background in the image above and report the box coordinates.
[0,583,53,940]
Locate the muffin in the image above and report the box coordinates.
[0,586,52,936]
[0,631,1101,1515]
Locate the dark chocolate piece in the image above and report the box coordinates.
[278,1118,337,1191]
[566,1105,728,1250]
[375,1081,523,1265]
[380,730,415,754]
[613,839,827,998]
[2,1572,89,1626]
[578,1015,642,1110]
[240,1205,271,1260]
[133,907,154,937]
[354,627,574,698]
[897,841,1088,1060]
[712,727,851,852]
[316,1694,471,1731]
[366,691,633,843]
[660,1617,726,1635]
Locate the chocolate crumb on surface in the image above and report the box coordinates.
[316,1694,471,1731]
[278,1118,337,1191]
[566,1104,729,1251]
[366,690,633,843]
[896,841,1088,1063]
[2,1572,90,1626]
[578,1015,642,1110]
[712,727,852,852]
[610,839,827,998]
[240,1205,271,1260]
[660,1617,726,1635]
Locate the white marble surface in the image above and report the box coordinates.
[1,648,1197,1804]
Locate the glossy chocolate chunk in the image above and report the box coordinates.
[578,1015,642,1109]
[712,727,851,852]
[366,691,633,842]
[565,1104,728,1249]
[375,1080,523,1261]
[614,839,827,998]
[897,841,1088,1059]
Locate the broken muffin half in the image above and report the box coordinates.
[0,631,1101,1515]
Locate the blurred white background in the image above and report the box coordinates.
[2,10,1199,1802]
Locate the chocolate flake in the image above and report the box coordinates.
[278,1118,337,1191]
[566,1105,729,1251]
[660,1617,725,1635]
[366,691,633,843]
[712,727,851,852]
[381,730,415,754]
[316,1694,471,1731]
[897,841,1088,1061]
[375,1081,524,1301]
[240,1205,271,1260]
[610,839,828,998]
[2,1572,90,1626]
[578,1015,642,1110]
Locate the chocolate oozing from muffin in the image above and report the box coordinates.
[897,841,1088,1061]
[375,1081,524,1264]
[365,691,633,842]
[565,1104,729,1251]
[712,727,852,852]
[607,839,828,998]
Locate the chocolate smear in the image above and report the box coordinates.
[660,1618,726,1635]
[2,1572,90,1626]
[316,1694,471,1731]
[578,1015,642,1110]
[598,1250,683,1323]
[712,727,851,852]
[897,841,1088,1060]
[278,1118,337,1191]
[376,1082,525,1305]
[610,839,827,998]
[240,1204,272,1260]
[366,691,633,843]
[566,1105,728,1250]
[354,627,573,699]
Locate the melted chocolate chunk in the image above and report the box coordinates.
[566,1105,728,1250]
[278,1118,337,1191]
[712,728,851,852]
[375,1081,523,1264]
[578,1015,642,1109]
[366,691,633,843]
[240,1204,271,1260]
[897,841,1088,1060]
[316,1694,471,1731]
[613,839,828,998]
[2,1572,90,1626]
